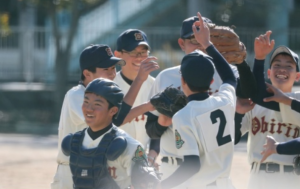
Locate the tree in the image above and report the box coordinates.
[20,0,107,121]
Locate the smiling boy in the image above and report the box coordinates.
[61,78,159,189]
[237,31,300,189]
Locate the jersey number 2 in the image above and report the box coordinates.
[210,109,231,146]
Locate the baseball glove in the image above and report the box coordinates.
[207,23,247,64]
[150,86,187,118]
[131,159,160,189]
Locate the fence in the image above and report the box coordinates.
[1,26,300,82]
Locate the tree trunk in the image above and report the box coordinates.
[53,50,70,121]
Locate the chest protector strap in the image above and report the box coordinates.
[69,126,123,189]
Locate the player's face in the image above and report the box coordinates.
[91,66,116,81]
[82,93,117,131]
[267,54,300,92]
[119,45,149,75]
[178,36,206,54]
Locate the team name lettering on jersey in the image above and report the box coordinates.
[108,167,117,179]
[251,116,300,138]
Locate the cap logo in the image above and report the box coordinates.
[134,33,144,41]
[106,48,113,56]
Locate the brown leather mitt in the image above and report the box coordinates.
[207,23,247,64]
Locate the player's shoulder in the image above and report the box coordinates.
[113,71,122,82]
[65,84,85,99]
[115,128,142,147]
[173,105,192,123]
[218,83,236,93]
[156,65,180,79]
[145,75,155,84]
[213,83,236,105]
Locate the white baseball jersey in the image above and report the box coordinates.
[241,104,300,166]
[82,127,144,189]
[56,84,88,164]
[172,83,236,188]
[278,91,300,125]
[114,72,155,149]
[51,84,88,189]
[241,92,300,189]
[148,65,239,158]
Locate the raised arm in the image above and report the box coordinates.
[192,12,236,88]
[252,31,280,111]
[113,57,159,126]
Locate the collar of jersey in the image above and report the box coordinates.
[187,92,209,102]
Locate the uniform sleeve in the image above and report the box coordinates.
[68,92,85,126]
[234,113,245,145]
[119,140,142,176]
[277,138,300,155]
[145,73,168,138]
[113,101,132,126]
[218,84,237,108]
[279,92,300,125]
[236,60,257,99]
[240,111,251,136]
[172,113,199,156]
[252,59,280,111]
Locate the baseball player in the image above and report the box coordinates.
[51,44,157,189]
[61,78,159,189]
[158,12,236,189]
[145,13,255,182]
[114,29,160,165]
[236,31,300,189]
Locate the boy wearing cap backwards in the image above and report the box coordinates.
[235,31,300,189]
[155,12,237,189]
[51,44,157,189]
[114,29,160,165]
[61,78,159,189]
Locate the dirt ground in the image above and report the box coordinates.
[0,134,250,189]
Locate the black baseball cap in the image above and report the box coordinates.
[80,44,125,71]
[180,16,212,39]
[180,50,215,89]
[116,29,150,52]
[270,46,299,71]
[85,78,124,109]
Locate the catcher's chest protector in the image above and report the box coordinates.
[69,128,121,189]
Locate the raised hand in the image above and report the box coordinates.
[261,135,278,163]
[192,12,212,49]
[254,30,275,60]
[136,56,159,82]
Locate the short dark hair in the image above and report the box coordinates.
[183,77,210,93]
[81,66,97,81]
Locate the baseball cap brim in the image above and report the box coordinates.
[123,41,150,52]
[182,32,195,39]
[98,57,126,68]
[270,46,299,71]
